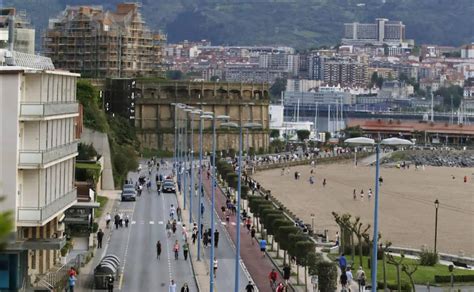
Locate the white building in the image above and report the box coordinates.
[0,65,79,289]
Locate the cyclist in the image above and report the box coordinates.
[268,268,278,290]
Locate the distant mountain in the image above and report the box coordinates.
[5,0,474,50]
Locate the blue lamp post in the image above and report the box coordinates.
[344,136,413,291]
[188,109,202,224]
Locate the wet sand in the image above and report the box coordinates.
[253,163,474,256]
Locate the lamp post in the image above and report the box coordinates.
[310,213,315,231]
[434,199,439,254]
[344,136,413,291]
[209,114,230,292]
[182,108,190,210]
[221,121,262,292]
[188,109,202,224]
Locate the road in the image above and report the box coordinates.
[101,161,197,291]
[181,162,252,291]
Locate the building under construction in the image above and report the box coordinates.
[0,8,35,54]
[43,3,166,78]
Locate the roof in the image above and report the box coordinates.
[347,118,474,136]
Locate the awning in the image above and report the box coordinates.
[70,202,100,209]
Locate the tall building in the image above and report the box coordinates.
[309,55,368,87]
[0,53,79,290]
[0,8,35,54]
[343,18,409,46]
[43,3,166,78]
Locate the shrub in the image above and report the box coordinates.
[419,248,438,266]
[378,281,412,291]
[315,261,338,291]
[91,222,99,233]
[434,274,474,283]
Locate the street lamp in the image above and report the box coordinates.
[209,114,231,292]
[434,199,439,254]
[197,112,213,261]
[221,121,262,292]
[344,136,413,291]
[188,109,202,224]
[310,213,315,232]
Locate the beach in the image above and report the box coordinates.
[253,162,474,256]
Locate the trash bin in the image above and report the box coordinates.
[94,254,120,289]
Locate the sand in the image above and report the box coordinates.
[253,162,474,257]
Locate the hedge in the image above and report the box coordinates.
[377,281,411,291]
[434,274,474,283]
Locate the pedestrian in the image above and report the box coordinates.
[260,238,267,257]
[340,270,348,291]
[356,266,365,291]
[246,217,251,233]
[276,282,286,292]
[368,188,373,200]
[309,176,314,184]
[245,281,255,292]
[323,178,326,187]
[346,266,353,286]
[353,189,356,200]
[97,229,104,249]
[106,275,114,292]
[359,271,366,291]
[156,240,162,260]
[183,240,189,260]
[182,224,188,241]
[201,203,205,218]
[68,273,76,292]
[114,214,120,229]
[170,204,176,220]
[283,264,291,284]
[203,230,209,247]
[360,190,364,200]
[177,206,182,222]
[250,226,256,244]
[166,220,172,238]
[180,283,190,292]
[214,229,219,248]
[119,213,123,228]
[464,175,467,183]
[173,240,180,260]
[338,253,347,271]
[124,214,129,227]
[105,212,111,228]
[172,220,177,235]
[192,229,197,245]
[169,279,177,292]
[268,268,278,290]
[213,257,218,278]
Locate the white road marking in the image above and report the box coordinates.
[158,221,164,225]
[149,221,155,224]
[131,221,136,225]
[221,222,227,225]
[231,222,236,226]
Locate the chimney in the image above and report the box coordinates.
[8,15,15,51]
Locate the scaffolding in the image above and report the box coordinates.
[43,3,166,78]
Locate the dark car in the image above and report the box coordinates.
[121,189,137,201]
[161,181,176,193]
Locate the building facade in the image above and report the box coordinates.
[343,18,409,46]
[0,67,79,290]
[43,3,166,78]
[0,8,35,54]
[132,80,270,152]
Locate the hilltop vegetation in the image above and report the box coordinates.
[7,0,473,49]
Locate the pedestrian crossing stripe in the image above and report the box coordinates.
[149,221,154,224]
[221,222,226,225]
[231,222,236,226]
[158,221,164,225]
[131,221,137,224]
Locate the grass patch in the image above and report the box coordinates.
[333,255,474,285]
[95,195,108,220]
[76,162,102,170]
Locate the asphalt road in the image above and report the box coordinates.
[103,161,197,291]
[181,162,252,291]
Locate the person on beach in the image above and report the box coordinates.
[353,189,357,200]
[368,188,373,200]
[360,190,364,200]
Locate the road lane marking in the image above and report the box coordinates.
[149,221,155,224]
[158,221,164,225]
[131,221,136,225]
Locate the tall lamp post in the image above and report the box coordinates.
[221,121,262,292]
[344,137,413,291]
[209,114,230,292]
[188,109,202,223]
[434,199,439,254]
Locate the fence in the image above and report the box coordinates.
[38,254,82,291]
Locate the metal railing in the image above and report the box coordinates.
[39,254,82,291]
[19,102,78,118]
[19,141,78,168]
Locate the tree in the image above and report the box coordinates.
[315,261,338,291]
[269,78,287,100]
[349,216,371,269]
[296,130,310,142]
[342,126,364,138]
[294,241,316,287]
[166,70,184,80]
[387,253,405,292]
[271,219,293,258]
[270,129,280,139]
[210,75,220,81]
[402,262,419,292]
[275,225,300,265]
[0,197,14,251]
[434,85,463,110]
[77,80,109,133]
[370,72,384,89]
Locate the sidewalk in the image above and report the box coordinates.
[76,190,120,292]
[202,175,282,292]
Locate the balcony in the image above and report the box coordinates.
[18,141,78,169]
[17,189,77,226]
[19,102,79,120]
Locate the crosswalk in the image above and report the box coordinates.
[128,220,244,226]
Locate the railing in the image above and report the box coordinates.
[39,254,82,292]
[19,102,78,119]
[18,141,78,168]
[17,189,77,224]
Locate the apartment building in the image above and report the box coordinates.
[43,3,166,78]
[343,18,411,47]
[0,8,35,54]
[0,63,79,290]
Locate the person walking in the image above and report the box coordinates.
[177,206,182,222]
[114,214,120,229]
[213,257,218,278]
[346,266,354,286]
[360,190,364,200]
[214,229,219,248]
[339,253,347,271]
[268,268,278,290]
[245,281,255,292]
[169,279,177,292]
[250,226,256,244]
[106,275,114,292]
[358,271,366,291]
[182,240,189,260]
[282,264,291,284]
[340,271,348,291]
[322,178,327,187]
[203,230,209,248]
[353,189,357,200]
[170,204,176,220]
[68,273,77,292]
[259,238,267,257]
[356,266,365,292]
[180,283,190,292]
[172,220,177,235]
[166,221,172,238]
[105,213,111,229]
[173,240,180,260]
[246,217,252,233]
[156,240,162,260]
[200,203,205,218]
[368,189,373,200]
[97,229,104,249]
[124,214,130,227]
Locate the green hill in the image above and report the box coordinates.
[5,0,474,49]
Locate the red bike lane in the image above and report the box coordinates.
[203,175,277,292]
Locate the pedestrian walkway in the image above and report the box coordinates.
[202,175,280,292]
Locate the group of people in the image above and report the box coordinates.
[338,254,367,291]
[352,188,373,201]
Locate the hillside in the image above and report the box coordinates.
[5,0,474,49]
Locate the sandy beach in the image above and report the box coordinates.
[253,162,474,257]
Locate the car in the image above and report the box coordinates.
[121,189,137,201]
[122,184,135,192]
[161,181,176,193]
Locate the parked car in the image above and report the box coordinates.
[121,189,137,201]
[161,181,176,193]
[123,184,135,192]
